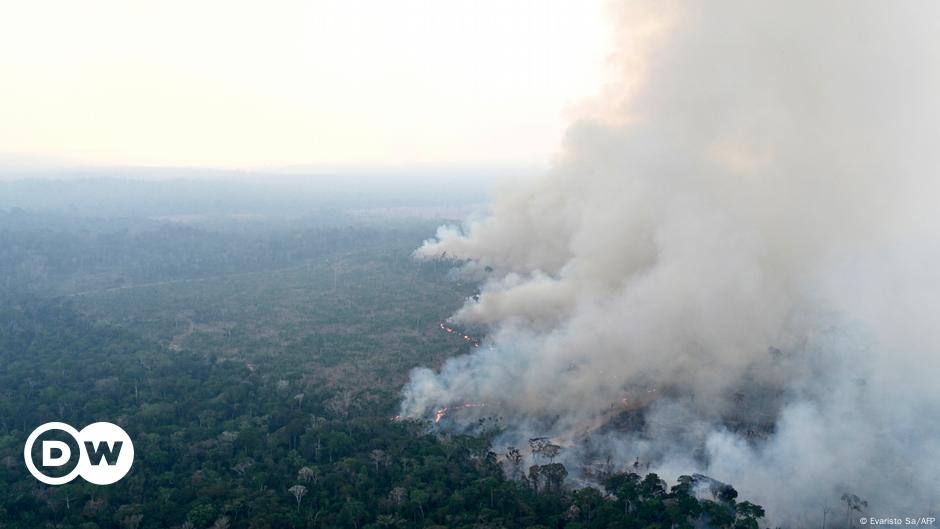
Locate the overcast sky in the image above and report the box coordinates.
[0,0,610,170]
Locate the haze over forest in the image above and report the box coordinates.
[2,1,939,529]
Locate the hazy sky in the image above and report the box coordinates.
[0,0,610,170]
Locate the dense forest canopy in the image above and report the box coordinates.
[0,181,767,529]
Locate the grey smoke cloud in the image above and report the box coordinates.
[401,0,940,521]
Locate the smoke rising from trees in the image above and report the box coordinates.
[401,0,940,521]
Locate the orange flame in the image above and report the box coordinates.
[433,402,486,423]
[439,321,481,347]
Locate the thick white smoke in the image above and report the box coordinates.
[401,1,940,522]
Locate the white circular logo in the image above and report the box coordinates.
[24,422,134,485]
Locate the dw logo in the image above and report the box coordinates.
[24,422,134,485]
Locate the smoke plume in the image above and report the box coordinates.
[401,1,940,522]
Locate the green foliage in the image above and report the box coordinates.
[0,215,766,529]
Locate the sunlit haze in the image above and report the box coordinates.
[3,3,940,527]
[0,0,609,170]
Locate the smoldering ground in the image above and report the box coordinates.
[401,0,940,523]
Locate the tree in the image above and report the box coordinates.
[298,466,317,482]
[541,463,568,494]
[339,500,368,529]
[542,443,561,463]
[409,489,429,520]
[572,487,605,525]
[842,493,869,528]
[639,472,667,500]
[527,465,542,493]
[605,471,641,516]
[121,514,143,529]
[704,500,735,528]
[370,449,387,473]
[187,503,217,527]
[529,437,561,462]
[735,501,766,529]
[376,514,406,528]
[718,484,739,504]
[388,486,408,509]
[505,445,524,479]
[289,485,308,511]
[327,390,354,421]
